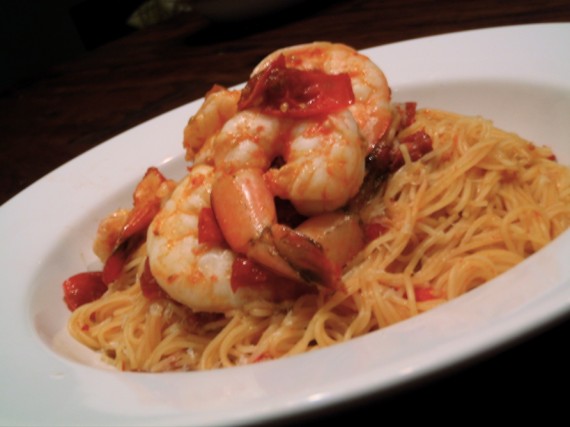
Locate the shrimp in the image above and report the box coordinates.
[210,168,343,289]
[182,84,240,165]
[62,167,176,311]
[93,167,176,267]
[185,42,392,214]
[251,42,392,153]
[146,164,307,312]
[155,43,391,302]
[208,107,364,215]
[175,43,393,290]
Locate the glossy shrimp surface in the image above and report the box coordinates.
[150,42,394,307]
[183,85,240,165]
[93,167,176,263]
[146,164,304,312]
[184,42,392,215]
[252,42,392,152]
[265,109,365,215]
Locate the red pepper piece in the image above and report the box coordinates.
[238,54,355,118]
[230,255,310,293]
[198,207,226,246]
[363,222,388,243]
[413,287,436,302]
[102,242,128,285]
[401,130,433,160]
[231,256,274,292]
[391,130,433,171]
[140,258,167,300]
[397,102,417,129]
[63,271,107,311]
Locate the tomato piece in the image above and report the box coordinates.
[230,255,308,293]
[102,241,129,285]
[250,352,271,363]
[363,222,388,243]
[238,54,354,118]
[230,256,272,292]
[198,207,226,246]
[63,271,107,311]
[414,287,435,302]
[391,130,433,171]
[140,258,167,300]
[397,102,417,129]
[401,130,433,159]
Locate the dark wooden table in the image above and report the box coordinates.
[1,0,569,424]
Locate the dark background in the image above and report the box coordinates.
[2,0,144,92]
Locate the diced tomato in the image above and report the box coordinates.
[251,352,271,363]
[397,102,417,129]
[230,255,307,294]
[63,271,107,311]
[363,222,388,243]
[413,287,435,302]
[102,242,129,285]
[392,130,433,171]
[238,54,355,118]
[231,256,272,292]
[198,207,226,246]
[140,258,167,300]
[401,130,433,160]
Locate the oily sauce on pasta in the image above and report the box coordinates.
[65,108,570,372]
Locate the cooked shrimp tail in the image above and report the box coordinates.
[270,224,342,289]
[93,167,176,284]
[147,164,309,313]
[162,42,395,307]
[211,168,342,290]
[210,168,276,254]
[183,84,240,164]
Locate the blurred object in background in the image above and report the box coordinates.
[128,0,192,29]
[70,0,145,50]
[190,0,306,22]
[1,0,146,92]
[127,0,308,29]
[0,0,309,92]
[1,0,86,92]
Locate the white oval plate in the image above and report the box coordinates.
[1,23,569,427]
